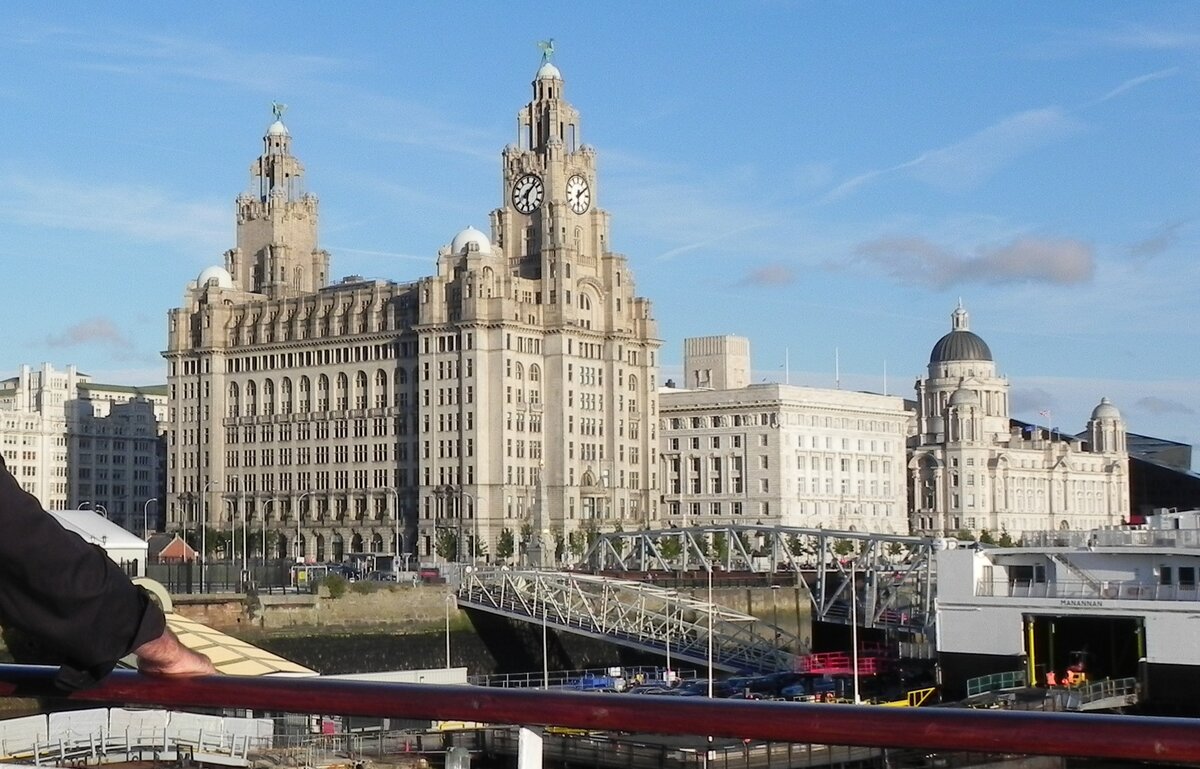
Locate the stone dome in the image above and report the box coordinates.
[536,61,562,80]
[930,330,993,364]
[450,226,492,255]
[267,120,288,136]
[1091,397,1121,420]
[197,265,234,289]
[948,387,980,407]
[930,302,993,363]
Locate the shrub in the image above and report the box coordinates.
[322,573,348,599]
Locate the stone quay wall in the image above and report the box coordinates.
[170,583,810,640]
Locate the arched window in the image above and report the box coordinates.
[317,374,330,411]
[280,377,293,413]
[245,380,258,416]
[263,379,276,415]
[336,373,349,410]
[228,382,240,417]
[355,370,368,409]
[629,375,638,392]
[298,376,311,411]
[529,365,541,382]
[375,369,389,408]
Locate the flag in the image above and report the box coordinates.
[1038,410,1050,418]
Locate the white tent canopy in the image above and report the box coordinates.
[49,510,148,576]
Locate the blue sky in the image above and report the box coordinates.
[1,3,1197,466]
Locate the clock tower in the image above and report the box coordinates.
[417,51,660,562]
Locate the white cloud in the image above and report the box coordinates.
[12,26,349,94]
[45,317,137,360]
[0,173,226,251]
[853,235,1094,288]
[825,108,1079,200]
[1090,67,1180,106]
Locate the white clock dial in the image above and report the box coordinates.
[512,173,544,214]
[566,174,591,214]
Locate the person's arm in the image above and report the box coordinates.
[0,457,211,685]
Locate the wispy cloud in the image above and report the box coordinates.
[739,263,796,287]
[11,26,349,93]
[654,222,772,261]
[824,108,1079,200]
[1128,218,1192,260]
[1090,67,1180,106]
[1135,396,1195,416]
[46,317,132,351]
[853,235,1094,288]
[0,173,226,251]
[1090,25,1200,51]
[1011,387,1058,416]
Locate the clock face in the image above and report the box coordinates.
[512,173,544,214]
[566,174,591,214]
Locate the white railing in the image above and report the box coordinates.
[975,578,1200,602]
[0,707,272,764]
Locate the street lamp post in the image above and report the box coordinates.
[383,487,400,572]
[80,501,109,519]
[295,492,310,564]
[707,560,714,698]
[459,490,481,563]
[262,497,278,563]
[444,594,453,669]
[142,498,157,540]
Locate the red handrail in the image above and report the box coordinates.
[0,664,1197,763]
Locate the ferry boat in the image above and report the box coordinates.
[935,508,1200,711]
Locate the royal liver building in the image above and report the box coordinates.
[165,57,660,565]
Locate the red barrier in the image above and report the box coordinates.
[0,664,1198,763]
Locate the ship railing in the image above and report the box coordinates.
[964,669,1027,698]
[1,663,1200,765]
[983,577,1200,602]
[1052,677,1140,712]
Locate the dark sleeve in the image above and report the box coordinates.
[0,457,165,686]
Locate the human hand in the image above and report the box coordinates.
[134,628,217,676]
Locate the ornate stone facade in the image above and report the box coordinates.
[165,60,659,565]
[909,303,1129,537]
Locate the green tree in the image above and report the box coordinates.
[711,532,729,562]
[978,529,997,545]
[659,534,683,560]
[998,528,1016,548]
[954,528,973,542]
[497,528,515,560]
[436,529,458,561]
[611,522,626,556]
[832,539,855,557]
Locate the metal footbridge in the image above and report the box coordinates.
[459,569,802,674]
[581,524,942,634]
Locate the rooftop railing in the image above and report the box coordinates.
[2,664,1200,764]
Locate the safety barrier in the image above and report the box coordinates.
[0,664,1197,764]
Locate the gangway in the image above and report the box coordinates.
[583,524,943,636]
[459,569,802,674]
[1055,677,1140,712]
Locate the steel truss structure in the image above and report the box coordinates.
[460,569,801,674]
[582,524,942,635]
